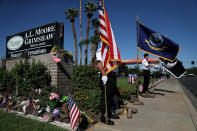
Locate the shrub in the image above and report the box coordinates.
[0,68,15,94]
[10,59,52,107]
[72,66,101,114]
[117,87,132,100]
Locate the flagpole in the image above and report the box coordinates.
[136,16,140,98]
[103,0,108,125]
[103,0,105,9]
[136,16,139,66]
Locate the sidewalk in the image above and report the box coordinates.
[88,78,197,131]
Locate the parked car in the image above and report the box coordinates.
[185,73,196,77]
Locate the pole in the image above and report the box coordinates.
[104,84,108,124]
[102,0,108,125]
[136,16,140,98]
[136,16,139,68]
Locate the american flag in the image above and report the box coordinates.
[50,53,61,63]
[25,98,36,113]
[138,84,143,93]
[98,0,121,74]
[68,93,80,130]
[136,80,143,93]
[0,95,9,108]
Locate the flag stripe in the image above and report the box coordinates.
[100,33,108,42]
[70,105,76,118]
[69,94,80,129]
[72,110,80,129]
[71,106,77,121]
[99,24,107,33]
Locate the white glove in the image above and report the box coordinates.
[102,76,108,85]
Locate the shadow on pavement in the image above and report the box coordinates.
[150,91,165,96]
[153,89,176,93]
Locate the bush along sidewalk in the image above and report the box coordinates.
[72,65,101,121]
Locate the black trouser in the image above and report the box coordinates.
[100,72,116,118]
[142,70,150,93]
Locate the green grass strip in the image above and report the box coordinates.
[0,110,68,131]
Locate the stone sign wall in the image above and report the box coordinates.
[0,59,6,69]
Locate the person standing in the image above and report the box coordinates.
[96,49,119,125]
[142,54,155,98]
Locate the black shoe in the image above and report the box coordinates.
[100,117,115,125]
[107,120,115,125]
[111,115,120,119]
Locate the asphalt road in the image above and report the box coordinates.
[179,76,197,111]
[179,76,197,97]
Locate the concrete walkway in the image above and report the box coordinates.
[88,78,197,131]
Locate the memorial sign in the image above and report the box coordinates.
[6,22,64,59]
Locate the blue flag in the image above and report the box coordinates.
[137,21,180,62]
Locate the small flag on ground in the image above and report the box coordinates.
[25,98,36,114]
[137,80,143,93]
[0,95,9,108]
[128,74,136,85]
[68,93,80,130]
[50,53,61,63]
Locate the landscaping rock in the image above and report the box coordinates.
[42,114,53,122]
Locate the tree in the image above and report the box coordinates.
[118,63,129,77]
[191,61,195,65]
[84,1,97,65]
[79,0,82,65]
[90,18,100,66]
[79,39,90,64]
[65,8,79,65]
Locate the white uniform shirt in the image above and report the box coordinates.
[96,48,118,73]
[96,48,103,62]
[142,59,149,70]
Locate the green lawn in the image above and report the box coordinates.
[0,111,68,131]
[117,77,155,93]
[117,78,139,93]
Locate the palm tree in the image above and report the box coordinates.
[90,37,94,64]
[79,39,90,65]
[91,18,100,66]
[79,0,82,65]
[65,8,79,65]
[191,61,195,65]
[84,1,97,65]
[90,35,100,66]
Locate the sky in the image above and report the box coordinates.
[0,0,197,68]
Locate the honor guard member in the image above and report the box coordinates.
[96,49,119,125]
[141,54,155,98]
